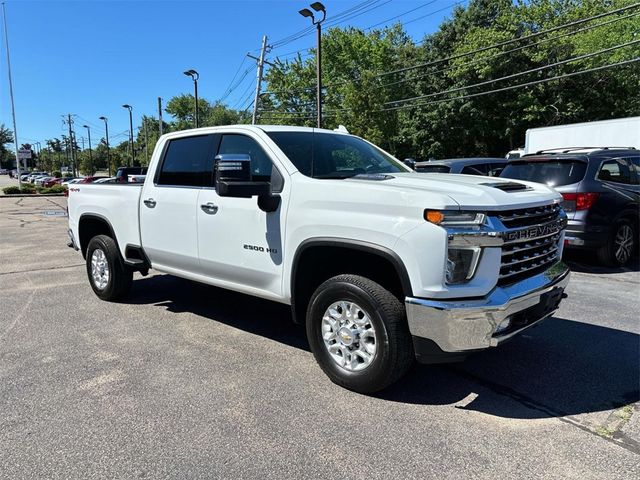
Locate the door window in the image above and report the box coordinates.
[626,156,640,184]
[217,134,284,192]
[597,159,633,185]
[157,135,216,187]
[218,134,273,181]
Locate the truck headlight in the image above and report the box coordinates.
[446,247,481,284]
[425,210,486,226]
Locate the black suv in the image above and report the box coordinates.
[500,148,639,266]
[415,158,507,176]
[115,166,148,183]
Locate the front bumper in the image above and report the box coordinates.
[406,262,570,358]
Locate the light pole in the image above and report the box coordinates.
[299,2,326,129]
[122,104,135,166]
[34,141,41,169]
[183,69,199,128]
[99,116,111,176]
[82,125,93,174]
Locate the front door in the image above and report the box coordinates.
[196,133,288,299]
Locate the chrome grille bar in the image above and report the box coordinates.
[494,202,565,286]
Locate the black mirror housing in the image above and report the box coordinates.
[403,158,416,170]
[214,154,271,198]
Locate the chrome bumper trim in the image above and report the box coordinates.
[405,262,570,353]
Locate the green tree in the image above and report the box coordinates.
[0,124,15,169]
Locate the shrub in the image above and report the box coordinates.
[52,171,62,178]
[47,185,66,193]
[2,184,35,194]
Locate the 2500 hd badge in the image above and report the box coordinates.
[244,244,278,254]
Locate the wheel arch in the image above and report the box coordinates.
[78,213,118,259]
[289,238,412,324]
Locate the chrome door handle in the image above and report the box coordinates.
[200,202,218,215]
[143,198,156,208]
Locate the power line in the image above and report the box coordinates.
[381,57,640,111]
[386,39,640,106]
[378,9,640,89]
[270,0,384,49]
[219,56,248,100]
[365,0,462,30]
[377,2,640,77]
[263,3,639,97]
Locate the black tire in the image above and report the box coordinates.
[306,274,414,394]
[85,234,133,301]
[596,218,637,267]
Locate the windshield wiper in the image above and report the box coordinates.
[313,172,357,179]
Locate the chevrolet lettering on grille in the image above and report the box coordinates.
[503,218,566,242]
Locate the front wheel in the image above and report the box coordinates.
[306,275,414,393]
[85,234,133,301]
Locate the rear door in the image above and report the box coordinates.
[140,134,217,272]
[593,157,639,218]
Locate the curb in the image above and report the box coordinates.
[0,193,66,198]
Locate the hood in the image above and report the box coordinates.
[344,172,561,210]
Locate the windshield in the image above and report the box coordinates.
[267,131,406,179]
[501,160,587,187]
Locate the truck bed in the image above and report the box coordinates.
[67,183,143,258]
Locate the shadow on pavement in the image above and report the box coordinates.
[127,274,639,419]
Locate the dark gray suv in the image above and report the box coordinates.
[500,148,639,266]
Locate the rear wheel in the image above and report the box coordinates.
[597,219,636,266]
[86,234,132,301]
[306,275,414,393]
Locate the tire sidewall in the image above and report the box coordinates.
[86,236,116,299]
[306,280,392,389]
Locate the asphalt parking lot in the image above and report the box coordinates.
[1,193,639,479]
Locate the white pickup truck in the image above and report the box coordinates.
[67,125,570,393]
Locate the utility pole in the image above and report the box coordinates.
[2,2,22,187]
[157,97,163,136]
[99,116,110,176]
[248,36,272,125]
[144,122,150,164]
[66,114,77,176]
[82,125,93,174]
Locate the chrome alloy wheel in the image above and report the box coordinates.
[614,224,634,264]
[321,301,377,371]
[90,248,110,290]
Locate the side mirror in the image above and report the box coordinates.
[403,158,416,170]
[214,154,270,198]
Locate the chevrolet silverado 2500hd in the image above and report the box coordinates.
[67,125,570,393]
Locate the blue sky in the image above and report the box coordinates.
[1,0,462,148]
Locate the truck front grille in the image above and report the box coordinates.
[495,203,565,285]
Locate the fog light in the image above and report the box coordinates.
[446,247,481,284]
[494,317,512,335]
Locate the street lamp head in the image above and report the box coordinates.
[82,125,89,129]
[183,69,199,80]
[310,2,325,12]
[122,104,132,110]
[299,8,314,18]
[99,116,107,121]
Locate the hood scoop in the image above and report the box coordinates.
[481,181,531,192]
[351,174,395,181]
